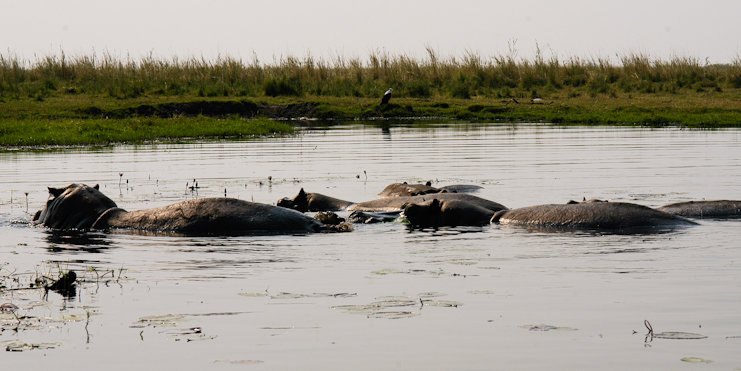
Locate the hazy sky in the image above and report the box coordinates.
[3,0,740,65]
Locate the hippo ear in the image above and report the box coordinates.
[48,187,65,198]
[296,188,307,202]
[430,198,441,211]
[425,181,432,186]
[490,210,507,224]
[94,184,100,190]
[294,188,308,210]
[566,200,578,204]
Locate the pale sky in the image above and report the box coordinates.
[3,0,740,65]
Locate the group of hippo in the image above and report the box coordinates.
[32,182,740,236]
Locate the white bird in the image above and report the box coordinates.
[381,88,392,104]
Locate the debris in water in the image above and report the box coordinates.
[681,357,713,363]
[213,360,264,365]
[519,324,578,331]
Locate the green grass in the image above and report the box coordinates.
[0,116,294,147]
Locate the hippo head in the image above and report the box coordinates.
[277,188,309,212]
[401,199,442,227]
[33,183,118,230]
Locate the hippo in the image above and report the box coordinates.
[377,182,483,197]
[349,193,508,213]
[658,200,741,218]
[34,184,326,235]
[277,187,504,215]
[490,201,698,230]
[402,198,496,228]
[277,188,355,213]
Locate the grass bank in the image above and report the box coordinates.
[0,115,293,147]
[1,49,740,147]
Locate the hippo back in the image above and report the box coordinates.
[658,200,741,218]
[99,198,323,235]
[492,202,697,230]
[33,183,118,230]
[378,182,443,197]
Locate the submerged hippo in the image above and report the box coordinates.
[377,182,483,197]
[34,184,325,235]
[658,200,741,218]
[491,201,697,230]
[402,198,496,228]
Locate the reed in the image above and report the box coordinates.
[2,49,740,100]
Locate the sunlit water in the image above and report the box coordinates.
[1,124,740,369]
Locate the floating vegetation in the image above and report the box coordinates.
[135,314,187,327]
[129,313,220,342]
[417,292,447,298]
[238,292,268,297]
[44,313,89,322]
[467,290,496,295]
[644,320,707,341]
[653,332,708,340]
[268,292,358,299]
[1,340,63,352]
[370,268,403,275]
[0,263,132,352]
[423,300,463,307]
[681,357,713,363]
[161,327,217,342]
[213,360,265,365]
[367,311,419,319]
[0,303,19,312]
[520,324,578,331]
[332,294,461,319]
[270,292,310,299]
[132,312,242,341]
[370,268,449,277]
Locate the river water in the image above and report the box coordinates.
[1,123,740,369]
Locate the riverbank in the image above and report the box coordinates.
[2,49,741,147]
[2,91,741,147]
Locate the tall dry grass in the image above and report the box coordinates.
[2,48,740,100]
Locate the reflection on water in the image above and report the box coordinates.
[1,124,740,370]
[43,230,115,252]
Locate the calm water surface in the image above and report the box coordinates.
[1,124,740,370]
